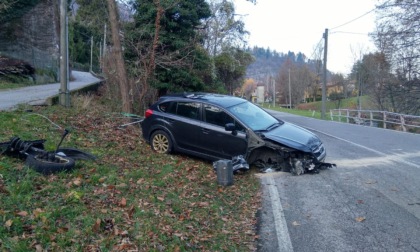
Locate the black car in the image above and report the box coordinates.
[141,93,332,175]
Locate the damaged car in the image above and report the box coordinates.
[141,93,334,175]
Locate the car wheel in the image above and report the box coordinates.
[151,130,172,154]
[290,158,305,175]
[25,154,76,175]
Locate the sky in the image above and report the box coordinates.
[233,0,378,74]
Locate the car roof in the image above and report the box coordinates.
[158,92,247,108]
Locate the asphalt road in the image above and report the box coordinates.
[257,111,420,252]
[0,71,101,111]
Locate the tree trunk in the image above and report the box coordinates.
[138,0,162,106]
[106,0,132,113]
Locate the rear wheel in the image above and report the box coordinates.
[25,154,75,175]
[151,130,172,154]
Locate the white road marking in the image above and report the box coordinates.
[308,128,420,169]
[264,176,294,252]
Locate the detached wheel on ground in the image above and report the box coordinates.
[151,130,172,154]
[25,154,75,175]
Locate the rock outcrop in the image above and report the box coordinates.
[0,0,59,82]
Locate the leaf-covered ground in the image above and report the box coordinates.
[0,95,261,251]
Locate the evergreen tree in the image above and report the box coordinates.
[126,0,212,95]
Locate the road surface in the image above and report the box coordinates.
[257,111,420,252]
[0,71,101,111]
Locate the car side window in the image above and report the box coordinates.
[204,105,244,131]
[176,102,200,120]
[158,101,172,113]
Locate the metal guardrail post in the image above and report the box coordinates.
[383,112,387,129]
[400,115,406,132]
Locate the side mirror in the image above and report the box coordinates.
[225,123,237,136]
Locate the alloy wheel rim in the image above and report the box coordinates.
[152,134,169,153]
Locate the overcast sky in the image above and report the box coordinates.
[233,0,378,74]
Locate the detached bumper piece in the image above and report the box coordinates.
[213,155,249,173]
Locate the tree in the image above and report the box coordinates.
[106,0,132,112]
[330,73,347,98]
[374,0,419,80]
[214,47,254,94]
[0,0,39,23]
[371,0,420,114]
[0,0,16,12]
[203,0,248,57]
[126,0,212,100]
[240,78,257,98]
[276,58,313,107]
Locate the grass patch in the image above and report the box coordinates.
[0,72,38,90]
[0,95,261,251]
[260,96,375,120]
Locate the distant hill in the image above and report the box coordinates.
[245,46,324,82]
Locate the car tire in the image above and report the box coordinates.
[151,130,172,154]
[290,158,305,175]
[25,154,76,175]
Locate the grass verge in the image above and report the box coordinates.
[0,95,261,251]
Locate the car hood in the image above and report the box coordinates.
[260,122,321,153]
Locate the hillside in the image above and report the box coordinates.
[245,46,325,82]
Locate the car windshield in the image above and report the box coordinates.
[227,101,282,131]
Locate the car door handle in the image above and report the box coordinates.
[202,128,210,134]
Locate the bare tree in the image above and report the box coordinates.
[374,0,419,80]
[370,0,420,114]
[203,0,248,57]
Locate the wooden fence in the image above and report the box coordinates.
[330,109,420,133]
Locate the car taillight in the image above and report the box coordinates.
[145,109,153,118]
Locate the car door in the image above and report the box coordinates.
[164,101,202,151]
[199,104,248,159]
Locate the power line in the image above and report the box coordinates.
[330,31,371,36]
[309,37,324,60]
[330,8,376,31]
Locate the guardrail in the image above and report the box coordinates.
[330,109,420,133]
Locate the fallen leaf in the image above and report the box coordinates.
[365,179,377,184]
[5,219,13,228]
[92,218,101,233]
[33,208,44,218]
[198,202,209,207]
[17,211,28,217]
[73,179,82,186]
[355,217,366,222]
[292,221,300,226]
[35,244,43,252]
[120,197,127,207]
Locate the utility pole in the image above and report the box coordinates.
[288,68,291,109]
[59,0,70,107]
[103,23,107,56]
[272,77,275,108]
[321,28,328,119]
[90,36,93,73]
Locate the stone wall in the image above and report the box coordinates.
[0,0,60,82]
